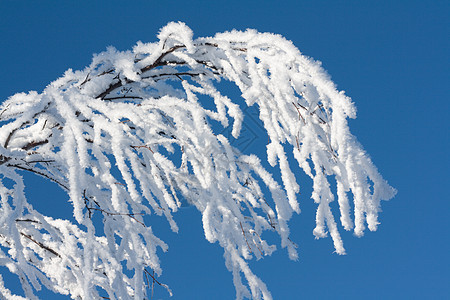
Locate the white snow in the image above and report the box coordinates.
[0,22,395,300]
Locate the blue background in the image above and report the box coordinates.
[1,1,449,299]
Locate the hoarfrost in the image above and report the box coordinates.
[0,22,395,299]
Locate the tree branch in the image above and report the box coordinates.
[20,232,61,258]
[96,45,186,100]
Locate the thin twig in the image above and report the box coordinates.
[83,190,146,226]
[8,163,69,190]
[0,103,11,119]
[20,232,61,257]
[131,145,154,154]
[240,222,253,254]
[292,102,306,124]
[103,96,143,101]
[15,219,41,224]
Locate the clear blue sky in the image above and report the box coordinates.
[1,1,449,299]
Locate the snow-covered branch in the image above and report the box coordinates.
[0,22,395,299]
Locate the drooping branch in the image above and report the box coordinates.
[0,22,395,300]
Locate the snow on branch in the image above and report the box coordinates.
[0,22,395,299]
